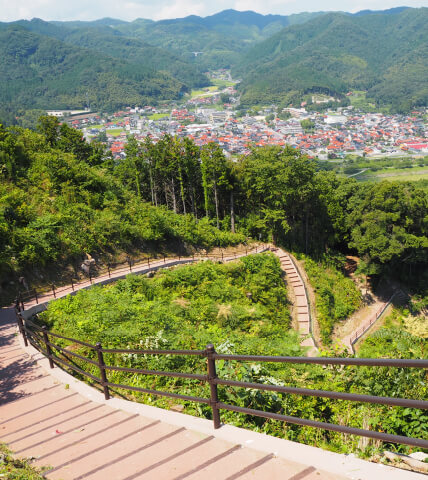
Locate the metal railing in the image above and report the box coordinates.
[350,293,396,345]
[16,245,268,309]
[15,308,428,450]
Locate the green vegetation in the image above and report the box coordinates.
[0,27,187,116]
[319,156,428,191]
[235,8,428,112]
[2,120,426,303]
[0,119,244,304]
[211,78,236,88]
[1,8,426,115]
[190,86,219,98]
[2,113,426,458]
[42,254,291,350]
[148,113,169,120]
[0,444,49,480]
[358,169,428,185]
[35,255,427,457]
[297,254,362,343]
[105,128,123,137]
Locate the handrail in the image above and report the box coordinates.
[16,245,267,309]
[350,292,396,346]
[16,311,428,450]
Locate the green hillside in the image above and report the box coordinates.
[235,8,428,111]
[6,19,209,90]
[0,27,186,112]
[109,10,325,70]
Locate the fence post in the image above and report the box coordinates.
[96,342,110,400]
[16,313,28,347]
[42,326,54,369]
[71,277,74,292]
[148,257,150,268]
[206,344,221,429]
[52,284,56,298]
[221,251,224,261]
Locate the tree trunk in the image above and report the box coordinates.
[149,168,155,205]
[135,170,141,198]
[164,184,169,208]
[230,190,235,233]
[171,179,177,213]
[305,210,309,254]
[178,168,186,215]
[191,187,196,218]
[214,180,220,229]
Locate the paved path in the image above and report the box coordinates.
[0,306,348,480]
[271,249,316,350]
[18,248,269,311]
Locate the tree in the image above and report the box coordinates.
[37,116,60,146]
[200,143,230,228]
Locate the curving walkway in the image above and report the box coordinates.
[271,248,317,350]
[1,252,422,479]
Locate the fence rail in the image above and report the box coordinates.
[350,293,396,345]
[16,245,267,310]
[15,305,428,450]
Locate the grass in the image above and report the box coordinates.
[348,90,377,111]
[211,78,236,88]
[106,128,124,137]
[190,86,219,98]
[356,167,428,184]
[0,444,50,479]
[148,113,169,120]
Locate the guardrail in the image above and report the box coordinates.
[16,245,268,310]
[15,307,428,450]
[350,293,396,345]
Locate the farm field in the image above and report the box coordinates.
[148,112,170,120]
[356,167,428,187]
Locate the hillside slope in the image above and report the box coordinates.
[5,18,209,89]
[0,26,187,112]
[235,8,428,111]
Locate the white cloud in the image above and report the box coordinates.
[0,0,426,22]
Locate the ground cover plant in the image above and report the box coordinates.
[297,253,362,344]
[0,444,49,480]
[35,254,427,459]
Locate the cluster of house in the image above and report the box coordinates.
[66,104,427,160]
[290,112,428,159]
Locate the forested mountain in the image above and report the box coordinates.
[235,7,428,111]
[4,18,209,89]
[54,10,325,70]
[0,26,189,113]
[0,7,426,116]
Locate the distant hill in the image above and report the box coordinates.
[108,9,326,69]
[4,18,209,90]
[234,7,428,111]
[1,8,426,117]
[0,27,186,112]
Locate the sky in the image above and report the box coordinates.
[0,0,426,22]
